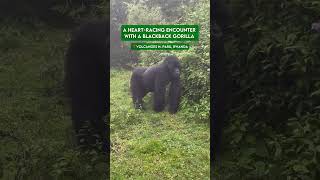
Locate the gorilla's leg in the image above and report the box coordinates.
[168,80,181,114]
[153,77,166,112]
[130,68,147,109]
[68,59,108,152]
[72,100,107,152]
[89,77,108,153]
[90,115,108,153]
[71,104,85,146]
[71,103,92,148]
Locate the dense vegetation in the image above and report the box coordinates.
[216,0,320,179]
[0,1,109,179]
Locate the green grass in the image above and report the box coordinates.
[0,23,108,180]
[110,69,210,180]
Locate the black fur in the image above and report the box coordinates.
[211,0,231,164]
[65,20,109,153]
[130,56,181,114]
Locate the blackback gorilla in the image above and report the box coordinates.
[130,55,181,114]
[65,20,109,153]
[212,0,231,164]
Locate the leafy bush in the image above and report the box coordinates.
[216,0,320,178]
[126,2,163,25]
[0,0,108,23]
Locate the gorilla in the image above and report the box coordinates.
[65,20,109,153]
[212,0,231,164]
[130,55,181,114]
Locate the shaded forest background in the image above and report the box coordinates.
[0,1,110,179]
[0,0,319,179]
[218,0,320,179]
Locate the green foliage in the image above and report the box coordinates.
[134,0,195,22]
[110,0,139,68]
[0,0,108,23]
[139,52,173,66]
[52,0,109,21]
[126,2,163,24]
[216,0,320,178]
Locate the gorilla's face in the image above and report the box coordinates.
[165,56,181,79]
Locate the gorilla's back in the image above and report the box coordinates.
[65,19,109,118]
[142,66,159,92]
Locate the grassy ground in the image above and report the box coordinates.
[110,69,210,179]
[0,23,108,180]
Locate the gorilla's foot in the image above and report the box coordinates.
[134,100,144,110]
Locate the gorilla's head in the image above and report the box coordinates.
[164,55,180,79]
[311,20,320,32]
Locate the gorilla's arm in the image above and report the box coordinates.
[168,79,181,114]
[130,67,147,109]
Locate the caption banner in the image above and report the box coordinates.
[121,25,199,50]
[131,43,189,50]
